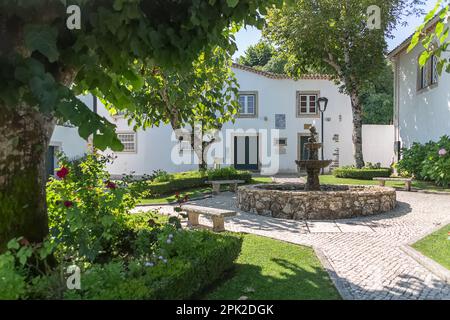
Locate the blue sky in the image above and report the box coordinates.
[233,1,437,60]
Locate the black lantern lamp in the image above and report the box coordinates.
[317,97,329,173]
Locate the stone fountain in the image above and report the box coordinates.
[295,126,332,191]
[236,125,397,220]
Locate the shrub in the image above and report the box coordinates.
[63,230,243,300]
[397,135,450,187]
[333,167,392,180]
[397,141,435,179]
[420,136,450,187]
[47,153,145,263]
[150,170,174,183]
[207,167,252,183]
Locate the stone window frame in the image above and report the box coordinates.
[296,91,320,118]
[116,132,137,153]
[237,91,258,118]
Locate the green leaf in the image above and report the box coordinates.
[24,24,59,62]
[227,0,239,8]
[419,50,430,66]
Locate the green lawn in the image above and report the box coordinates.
[204,234,340,300]
[138,177,272,205]
[412,224,450,270]
[319,175,450,192]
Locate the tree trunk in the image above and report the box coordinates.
[0,106,55,250]
[349,91,365,168]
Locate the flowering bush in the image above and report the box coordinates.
[398,135,450,187]
[47,153,147,263]
[1,153,243,300]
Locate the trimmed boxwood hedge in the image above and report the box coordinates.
[63,230,243,300]
[332,167,392,180]
[146,168,252,197]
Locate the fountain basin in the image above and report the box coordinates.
[237,183,396,220]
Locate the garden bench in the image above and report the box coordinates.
[373,177,413,191]
[181,204,236,232]
[208,180,245,195]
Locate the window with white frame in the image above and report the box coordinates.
[297,93,318,116]
[117,133,137,152]
[418,54,439,90]
[238,93,257,116]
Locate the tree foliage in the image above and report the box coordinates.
[0,0,281,150]
[265,0,422,167]
[408,0,450,73]
[237,40,288,74]
[122,47,239,169]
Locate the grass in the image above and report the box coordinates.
[319,175,450,192]
[412,224,450,270]
[204,234,340,300]
[138,177,272,205]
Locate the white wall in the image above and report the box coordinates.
[49,94,93,161]
[362,125,395,167]
[394,31,450,149]
[97,67,394,176]
[50,126,89,159]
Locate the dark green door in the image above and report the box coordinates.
[234,136,259,170]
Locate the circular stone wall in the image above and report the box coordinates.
[237,184,396,220]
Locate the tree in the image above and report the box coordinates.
[124,48,239,171]
[360,60,394,124]
[237,40,274,67]
[0,0,281,249]
[265,0,422,168]
[237,40,288,73]
[408,0,450,73]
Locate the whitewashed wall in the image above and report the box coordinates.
[362,125,395,167]
[97,67,395,176]
[49,95,92,161]
[393,29,450,149]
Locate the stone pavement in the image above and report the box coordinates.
[134,191,450,300]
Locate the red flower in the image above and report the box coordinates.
[56,167,69,179]
[19,238,30,246]
[63,201,73,208]
[106,181,117,190]
[175,192,180,197]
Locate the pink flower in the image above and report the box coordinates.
[438,148,447,156]
[56,167,69,179]
[106,181,117,190]
[63,201,73,208]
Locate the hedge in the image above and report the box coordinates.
[146,168,252,197]
[333,167,392,180]
[63,230,243,300]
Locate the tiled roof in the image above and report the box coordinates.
[387,14,441,59]
[231,63,332,80]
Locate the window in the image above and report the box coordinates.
[117,133,137,152]
[275,138,287,155]
[275,138,287,147]
[418,54,439,90]
[238,92,257,117]
[297,93,318,116]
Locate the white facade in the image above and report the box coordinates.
[95,64,394,176]
[389,19,450,158]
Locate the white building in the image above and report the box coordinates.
[388,17,450,160]
[95,64,394,176]
[46,95,93,175]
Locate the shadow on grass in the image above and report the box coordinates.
[200,258,340,300]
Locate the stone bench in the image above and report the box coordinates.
[207,180,245,195]
[373,177,413,191]
[181,204,236,232]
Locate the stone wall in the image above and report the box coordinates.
[237,184,396,220]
